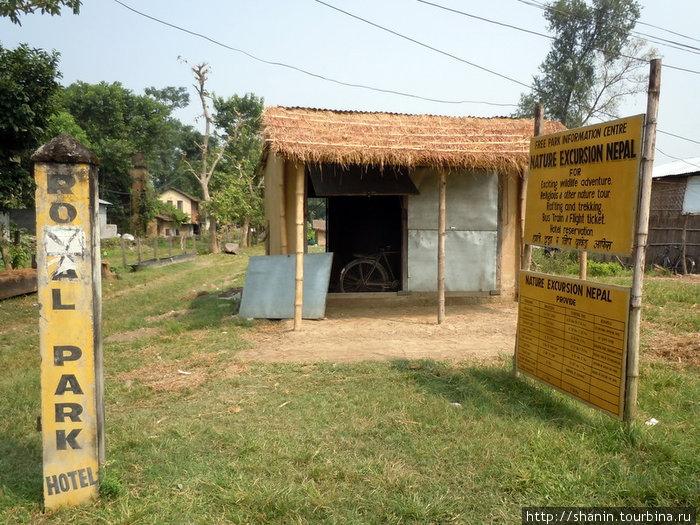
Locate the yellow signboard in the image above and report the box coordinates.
[516,271,630,419]
[525,115,644,256]
[35,142,100,508]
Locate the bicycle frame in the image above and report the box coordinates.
[339,249,400,293]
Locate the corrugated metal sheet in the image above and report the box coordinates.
[407,169,498,292]
[238,253,333,319]
[407,230,497,292]
[653,158,700,178]
[683,175,700,214]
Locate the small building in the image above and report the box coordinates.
[261,107,566,298]
[151,187,203,237]
[648,157,700,269]
[312,219,326,247]
[6,200,117,238]
[98,199,118,239]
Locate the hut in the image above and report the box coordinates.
[648,157,700,270]
[261,106,566,300]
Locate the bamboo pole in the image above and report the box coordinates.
[294,164,305,331]
[120,235,127,268]
[681,214,689,274]
[520,104,544,272]
[515,104,544,377]
[280,162,288,255]
[437,170,447,324]
[625,58,661,425]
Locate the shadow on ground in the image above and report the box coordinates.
[392,359,592,429]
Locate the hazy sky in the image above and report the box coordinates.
[2,0,698,165]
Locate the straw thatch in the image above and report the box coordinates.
[262,107,567,173]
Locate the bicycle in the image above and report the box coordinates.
[656,245,696,275]
[339,248,400,293]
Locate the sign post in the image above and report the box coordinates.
[32,134,104,509]
[625,58,661,424]
[524,114,644,256]
[517,60,661,422]
[517,272,630,419]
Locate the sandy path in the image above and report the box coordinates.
[238,301,518,363]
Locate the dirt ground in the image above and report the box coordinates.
[237,275,699,365]
[238,300,518,363]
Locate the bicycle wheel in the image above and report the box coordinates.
[674,256,696,275]
[340,259,389,293]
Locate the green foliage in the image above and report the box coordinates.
[587,259,626,277]
[154,200,190,227]
[8,230,33,269]
[42,110,91,147]
[515,0,645,127]
[0,225,33,270]
[208,93,265,230]
[59,81,199,231]
[532,247,580,275]
[0,43,61,211]
[0,0,80,25]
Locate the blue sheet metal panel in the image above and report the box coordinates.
[408,168,498,231]
[407,230,497,292]
[238,253,333,319]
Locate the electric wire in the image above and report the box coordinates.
[422,0,700,76]
[658,129,700,146]
[114,0,700,157]
[112,0,516,108]
[516,0,700,53]
[313,0,534,90]
[416,0,554,41]
[655,148,700,170]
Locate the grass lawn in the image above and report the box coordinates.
[0,247,697,524]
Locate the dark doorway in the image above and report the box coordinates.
[326,195,403,292]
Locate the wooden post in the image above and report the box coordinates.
[120,235,127,269]
[280,163,288,255]
[579,251,587,280]
[437,170,447,324]
[681,214,689,274]
[168,236,173,257]
[32,134,103,507]
[294,164,305,331]
[521,104,544,272]
[137,237,142,263]
[625,58,661,425]
[153,236,158,260]
[515,104,544,376]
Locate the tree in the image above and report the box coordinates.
[182,63,264,253]
[514,0,649,128]
[60,81,198,232]
[210,93,264,247]
[0,43,61,211]
[1,0,80,24]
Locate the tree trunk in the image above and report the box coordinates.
[240,216,250,248]
[208,214,219,253]
[0,244,13,270]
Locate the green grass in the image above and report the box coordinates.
[1,246,697,524]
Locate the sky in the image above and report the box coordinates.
[1,0,699,166]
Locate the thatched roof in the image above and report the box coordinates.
[262,107,567,173]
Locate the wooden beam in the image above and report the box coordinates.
[294,164,305,331]
[625,58,661,425]
[437,170,447,324]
